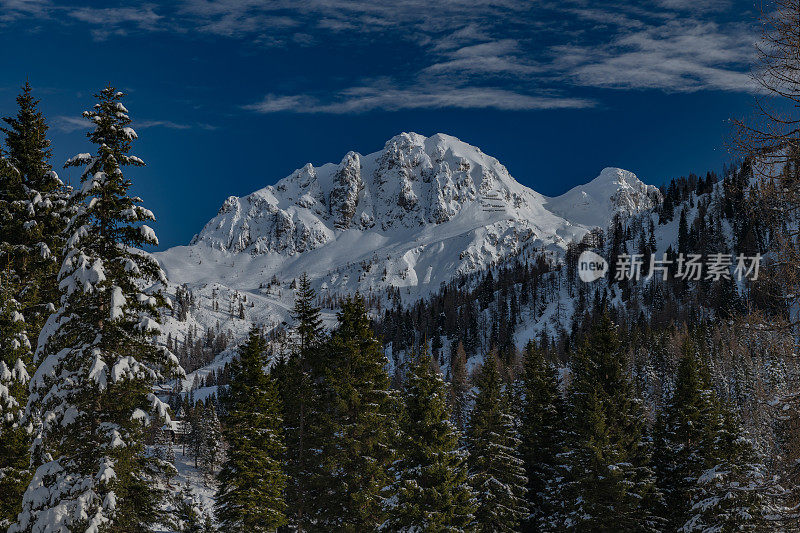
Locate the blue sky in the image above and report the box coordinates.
[0,0,762,247]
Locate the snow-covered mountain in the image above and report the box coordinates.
[158,133,655,293]
[153,132,659,384]
[545,167,660,228]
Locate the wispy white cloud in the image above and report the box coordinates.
[66,4,163,40]
[243,85,594,114]
[550,19,757,92]
[52,115,88,133]
[138,120,190,129]
[53,115,214,132]
[424,40,540,76]
[0,0,51,21]
[7,0,761,113]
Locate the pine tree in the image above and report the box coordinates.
[653,342,766,532]
[467,354,528,532]
[216,327,287,532]
[275,272,324,532]
[386,349,476,531]
[450,340,469,433]
[199,404,222,481]
[187,403,205,469]
[556,314,661,532]
[0,270,32,528]
[652,342,718,530]
[11,86,179,533]
[678,207,690,256]
[1,82,56,190]
[170,483,204,533]
[681,408,766,532]
[313,295,395,531]
[519,341,563,531]
[0,85,69,524]
[0,82,68,335]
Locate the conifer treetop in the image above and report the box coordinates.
[12,86,177,533]
[1,81,57,193]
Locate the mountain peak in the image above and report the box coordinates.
[546,167,660,229]
[170,133,659,299]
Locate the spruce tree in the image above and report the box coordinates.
[275,272,324,532]
[449,340,469,433]
[0,270,32,528]
[556,314,661,532]
[519,341,563,531]
[199,404,222,481]
[170,483,204,533]
[653,342,766,532]
[387,350,476,531]
[678,207,690,256]
[0,82,68,334]
[652,343,718,530]
[681,409,766,532]
[0,85,69,524]
[1,82,56,190]
[467,354,528,532]
[216,327,287,532]
[11,86,178,533]
[313,295,395,531]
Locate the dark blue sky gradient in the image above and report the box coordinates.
[0,0,761,247]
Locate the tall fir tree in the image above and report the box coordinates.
[1,81,56,190]
[199,403,222,481]
[11,87,179,533]
[274,272,325,532]
[0,82,69,334]
[467,353,528,532]
[386,349,476,531]
[170,483,205,533]
[653,341,766,532]
[0,270,32,528]
[449,340,469,434]
[216,327,287,532]
[556,314,661,532]
[652,342,719,530]
[313,295,395,531]
[678,206,690,256]
[518,341,563,532]
[0,84,69,524]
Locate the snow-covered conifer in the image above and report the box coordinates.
[0,271,32,527]
[556,314,661,532]
[11,86,179,533]
[386,349,476,531]
[273,272,324,531]
[216,327,287,532]
[313,295,395,530]
[169,483,204,533]
[0,82,70,336]
[467,353,528,532]
[518,341,563,531]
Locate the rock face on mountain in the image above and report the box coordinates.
[153,132,661,388]
[545,167,662,228]
[167,133,657,298]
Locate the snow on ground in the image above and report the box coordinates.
[153,132,658,381]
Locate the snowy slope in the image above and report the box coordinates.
[158,133,655,293]
[546,167,661,228]
[153,132,658,381]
